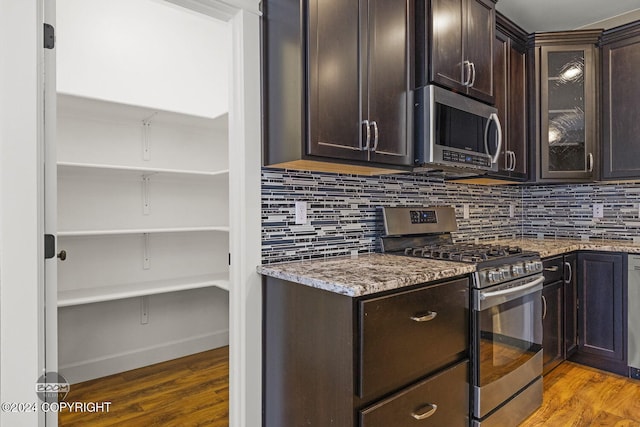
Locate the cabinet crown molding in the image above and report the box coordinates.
[601,20,640,45]
[529,29,603,47]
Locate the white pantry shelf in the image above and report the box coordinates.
[58,273,230,307]
[58,226,229,237]
[58,161,229,178]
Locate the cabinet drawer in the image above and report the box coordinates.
[358,277,469,399]
[543,256,564,284]
[360,360,469,427]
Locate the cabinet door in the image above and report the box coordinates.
[431,0,465,92]
[575,252,627,375]
[602,27,640,179]
[307,0,367,160]
[367,0,413,166]
[542,281,563,375]
[464,0,494,103]
[508,44,527,178]
[540,45,597,180]
[493,29,528,180]
[493,30,509,174]
[564,253,578,357]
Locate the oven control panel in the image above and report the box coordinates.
[409,210,437,224]
[477,260,543,287]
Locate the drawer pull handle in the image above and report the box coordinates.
[544,266,559,272]
[411,403,438,420]
[410,311,437,322]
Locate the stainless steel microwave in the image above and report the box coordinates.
[414,85,502,174]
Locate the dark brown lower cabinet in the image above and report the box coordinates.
[263,276,470,427]
[571,252,628,375]
[542,280,563,375]
[359,360,468,427]
[563,253,578,358]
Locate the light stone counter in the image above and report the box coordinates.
[257,253,475,297]
[258,238,640,297]
[494,238,640,259]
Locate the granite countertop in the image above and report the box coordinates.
[494,238,640,259]
[257,253,475,297]
[258,238,640,297]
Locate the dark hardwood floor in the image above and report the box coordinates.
[59,348,640,426]
[58,346,229,426]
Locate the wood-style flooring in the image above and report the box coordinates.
[60,349,640,426]
[521,361,640,426]
[58,346,229,426]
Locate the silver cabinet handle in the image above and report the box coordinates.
[463,60,472,86]
[506,151,515,171]
[544,266,559,272]
[469,62,476,87]
[484,113,503,164]
[564,261,572,284]
[361,119,370,151]
[587,153,594,172]
[370,121,379,151]
[542,295,548,320]
[410,311,437,322]
[411,403,438,420]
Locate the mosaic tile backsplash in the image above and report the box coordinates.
[262,168,640,264]
[261,169,522,264]
[522,181,640,242]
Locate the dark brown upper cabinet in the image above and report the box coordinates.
[427,0,496,104]
[262,0,414,174]
[490,13,528,181]
[601,21,640,180]
[529,30,601,183]
[308,0,414,167]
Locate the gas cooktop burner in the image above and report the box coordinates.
[402,243,523,263]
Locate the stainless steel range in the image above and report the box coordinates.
[381,206,544,427]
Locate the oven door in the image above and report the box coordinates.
[473,275,544,419]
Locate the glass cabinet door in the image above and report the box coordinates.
[540,46,596,180]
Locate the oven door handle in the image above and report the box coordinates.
[477,276,544,310]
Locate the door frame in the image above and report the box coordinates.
[0,0,262,426]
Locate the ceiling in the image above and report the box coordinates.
[495,0,640,33]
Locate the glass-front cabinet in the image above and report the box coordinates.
[530,31,601,182]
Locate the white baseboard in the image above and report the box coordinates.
[59,329,229,384]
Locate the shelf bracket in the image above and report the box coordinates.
[141,112,157,161]
[140,296,149,325]
[142,175,151,215]
[143,233,150,270]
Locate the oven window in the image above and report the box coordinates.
[477,290,542,387]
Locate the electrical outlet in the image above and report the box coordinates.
[463,204,470,219]
[295,201,307,225]
[593,204,604,219]
[509,204,515,218]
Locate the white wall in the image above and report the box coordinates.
[56,0,230,118]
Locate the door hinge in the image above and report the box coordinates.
[44,23,55,49]
[44,234,55,259]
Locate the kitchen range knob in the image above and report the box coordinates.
[500,266,511,279]
[512,264,525,276]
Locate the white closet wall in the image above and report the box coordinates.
[56,0,229,118]
[56,0,230,383]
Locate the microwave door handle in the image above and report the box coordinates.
[484,113,502,164]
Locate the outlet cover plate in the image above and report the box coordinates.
[593,204,604,219]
